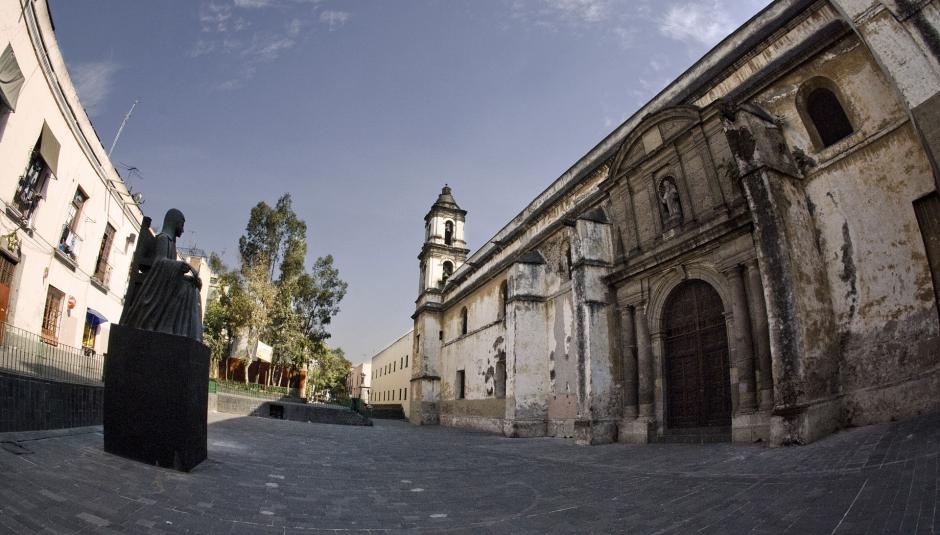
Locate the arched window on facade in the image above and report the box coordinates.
[798,78,854,149]
[444,220,454,246]
[442,261,454,284]
[498,280,508,322]
[460,306,468,336]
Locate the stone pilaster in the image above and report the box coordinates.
[745,259,773,411]
[619,301,656,444]
[635,302,654,419]
[571,210,618,445]
[724,104,841,446]
[503,251,550,438]
[724,264,757,413]
[620,305,638,419]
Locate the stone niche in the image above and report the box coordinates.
[103,324,209,472]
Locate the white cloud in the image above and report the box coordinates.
[543,0,610,24]
[509,0,649,47]
[194,0,350,89]
[69,60,120,116]
[233,0,273,7]
[319,10,351,31]
[200,2,233,33]
[659,1,734,46]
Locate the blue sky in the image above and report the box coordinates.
[50,0,770,364]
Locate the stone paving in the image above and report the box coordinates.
[0,410,938,534]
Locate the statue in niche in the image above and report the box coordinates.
[120,209,203,341]
[658,177,682,224]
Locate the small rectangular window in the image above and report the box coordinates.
[405,354,409,367]
[404,387,408,400]
[456,370,465,400]
[59,188,88,262]
[41,285,64,343]
[439,330,443,340]
[13,150,51,221]
[93,224,116,286]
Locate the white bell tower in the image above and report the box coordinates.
[411,184,468,425]
[418,184,468,293]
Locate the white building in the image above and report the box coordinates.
[0,0,143,355]
[346,362,371,402]
[178,247,216,321]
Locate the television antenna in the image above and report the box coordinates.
[109,98,140,158]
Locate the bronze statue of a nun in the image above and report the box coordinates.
[121,209,203,341]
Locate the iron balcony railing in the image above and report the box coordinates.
[0,322,104,386]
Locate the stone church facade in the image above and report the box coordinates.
[409,0,940,446]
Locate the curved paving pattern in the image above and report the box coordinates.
[0,411,938,533]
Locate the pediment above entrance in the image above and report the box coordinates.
[614,106,702,174]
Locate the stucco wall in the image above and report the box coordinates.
[755,33,940,425]
[371,330,412,418]
[0,1,142,352]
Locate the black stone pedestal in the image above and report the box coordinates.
[104,324,209,472]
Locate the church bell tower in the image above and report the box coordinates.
[419,184,468,292]
[410,184,468,425]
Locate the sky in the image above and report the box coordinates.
[49,0,771,365]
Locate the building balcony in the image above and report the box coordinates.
[58,225,82,262]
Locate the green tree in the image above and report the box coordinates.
[238,194,307,280]
[310,345,351,400]
[203,260,250,379]
[207,193,348,389]
[295,255,348,346]
[242,256,276,384]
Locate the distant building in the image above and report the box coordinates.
[346,362,371,402]
[0,0,143,356]
[178,247,215,320]
[370,330,413,418]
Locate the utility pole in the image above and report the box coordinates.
[108,98,140,158]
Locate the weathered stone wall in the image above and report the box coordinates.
[438,274,508,432]
[755,33,940,428]
[408,0,940,447]
[215,393,370,426]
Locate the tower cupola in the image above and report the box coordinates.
[418,184,469,293]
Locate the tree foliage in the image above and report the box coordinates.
[310,345,351,400]
[205,193,348,394]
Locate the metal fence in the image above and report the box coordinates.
[0,322,104,386]
[215,379,304,401]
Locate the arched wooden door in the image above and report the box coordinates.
[663,280,731,429]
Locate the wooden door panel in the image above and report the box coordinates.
[664,280,731,429]
[0,283,9,325]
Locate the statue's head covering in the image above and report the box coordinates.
[161,209,186,238]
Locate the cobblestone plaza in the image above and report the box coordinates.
[1,411,937,533]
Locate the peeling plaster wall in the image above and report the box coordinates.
[756,34,940,426]
[541,232,579,437]
[408,0,940,445]
[438,274,508,432]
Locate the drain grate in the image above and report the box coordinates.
[1,441,34,455]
